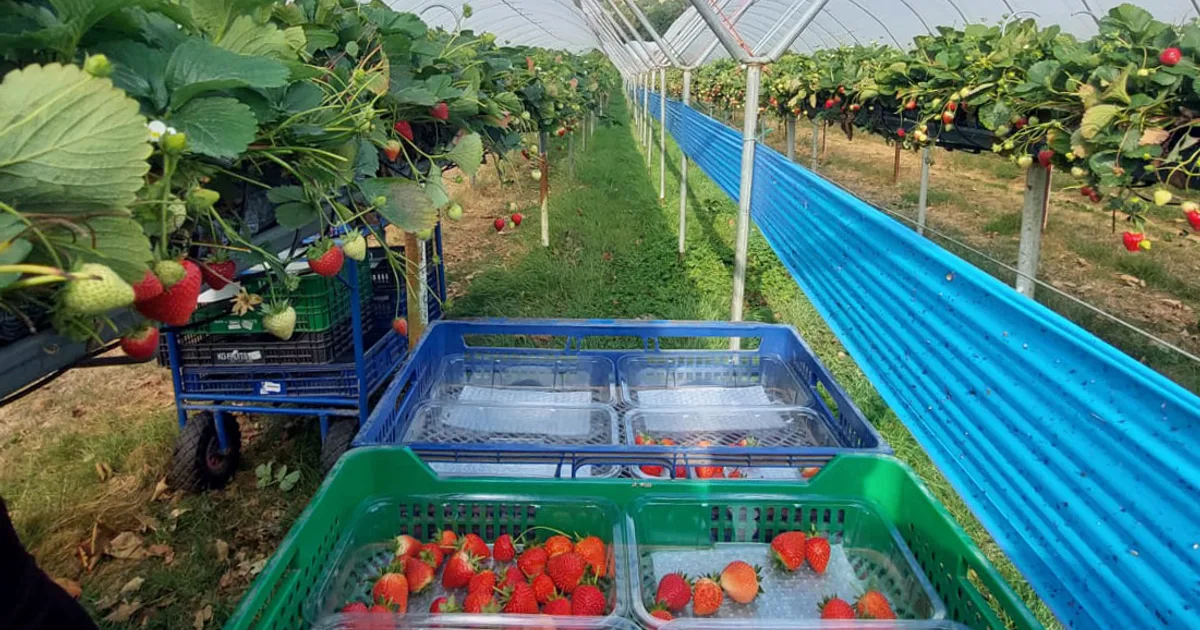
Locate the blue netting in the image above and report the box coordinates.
[643,91,1200,629]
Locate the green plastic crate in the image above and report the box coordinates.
[225,449,1043,630]
[194,259,371,335]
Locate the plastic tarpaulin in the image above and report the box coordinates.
[645,91,1200,629]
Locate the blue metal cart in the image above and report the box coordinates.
[162,228,447,491]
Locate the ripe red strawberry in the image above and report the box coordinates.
[500,564,524,588]
[544,535,573,558]
[1014,116,1028,129]
[719,561,762,604]
[460,533,491,559]
[511,213,523,226]
[430,102,450,121]
[770,531,807,571]
[649,604,674,621]
[493,217,505,232]
[518,546,548,578]
[135,260,201,326]
[1188,209,1200,231]
[855,590,895,619]
[531,573,556,603]
[502,581,539,614]
[468,569,496,595]
[1122,231,1144,252]
[574,536,606,578]
[372,572,408,611]
[806,534,831,574]
[569,584,606,616]
[442,550,479,589]
[341,601,368,613]
[429,595,459,613]
[691,575,723,616]
[394,534,421,559]
[800,467,820,479]
[392,317,408,337]
[463,590,496,613]
[639,464,664,476]
[1037,149,1054,169]
[942,111,955,125]
[693,440,723,478]
[654,573,691,611]
[903,99,917,111]
[946,101,958,112]
[634,433,653,445]
[896,128,906,138]
[131,268,163,302]
[493,533,516,562]
[542,595,571,616]
[1160,47,1182,66]
[393,120,414,142]
[546,551,586,593]
[824,98,835,109]
[119,326,159,361]
[418,542,444,568]
[555,127,567,137]
[368,604,390,614]
[1080,186,1095,198]
[384,140,401,162]
[820,596,855,619]
[436,530,458,552]
[307,242,344,277]
[405,556,435,593]
[201,259,236,289]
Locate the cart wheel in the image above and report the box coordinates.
[167,412,242,492]
[319,420,357,476]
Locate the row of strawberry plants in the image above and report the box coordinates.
[668,3,1200,249]
[0,0,616,355]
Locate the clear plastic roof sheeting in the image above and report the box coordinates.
[392,1,1200,70]
[387,1,601,51]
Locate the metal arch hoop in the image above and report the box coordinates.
[897,0,935,35]
[817,12,862,45]
[942,0,969,26]
[418,3,463,32]
[843,0,904,48]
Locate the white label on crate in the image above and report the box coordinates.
[217,349,262,363]
[418,240,429,325]
[258,381,283,395]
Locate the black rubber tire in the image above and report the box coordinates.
[319,420,358,476]
[167,412,242,492]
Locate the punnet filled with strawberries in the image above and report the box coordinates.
[304,494,627,627]
[627,495,944,625]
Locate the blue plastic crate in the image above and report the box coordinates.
[177,325,407,400]
[355,319,889,476]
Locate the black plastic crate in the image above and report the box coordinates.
[170,319,363,367]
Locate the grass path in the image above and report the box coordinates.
[451,97,1058,628]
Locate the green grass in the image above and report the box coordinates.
[983,212,1023,236]
[450,98,1059,628]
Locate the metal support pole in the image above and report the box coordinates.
[1016,165,1052,297]
[644,77,652,163]
[659,67,667,201]
[810,121,819,170]
[569,132,575,179]
[539,131,550,248]
[679,69,691,257]
[786,117,796,162]
[916,146,932,235]
[581,118,587,151]
[730,64,763,348]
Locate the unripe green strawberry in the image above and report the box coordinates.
[1153,189,1173,207]
[446,203,463,221]
[162,131,187,154]
[187,187,220,209]
[342,232,367,261]
[154,260,187,288]
[416,228,433,241]
[83,54,112,78]
[61,263,135,315]
[262,302,296,340]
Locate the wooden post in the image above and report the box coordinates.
[404,231,424,348]
[1041,165,1053,231]
[892,142,902,185]
[539,131,549,247]
[1016,165,1053,297]
[820,121,828,158]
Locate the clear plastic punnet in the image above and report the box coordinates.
[432,354,616,406]
[619,353,814,408]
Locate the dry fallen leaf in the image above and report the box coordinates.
[120,576,145,597]
[151,479,170,502]
[94,591,120,611]
[53,578,82,599]
[104,600,142,623]
[148,544,175,565]
[215,540,230,563]
[193,604,213,630]
[169,507,189,520]
[107,531,148,560]
[95,462,112,482]
[1161,299,1183,310]
[1116,274,1146,288]
[135,514,160,533]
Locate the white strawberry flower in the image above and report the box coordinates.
[146,120,168,143]
[166,126,178,136]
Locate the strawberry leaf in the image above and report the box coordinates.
[358,178,437,232]
[167,96,258,159]
[444,133,484,176]
[165,39,289,110]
